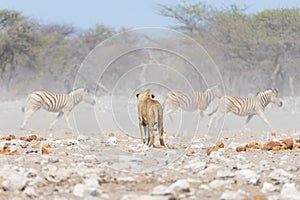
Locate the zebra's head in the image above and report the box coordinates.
[259,88,283,107]
[70,88,96,105]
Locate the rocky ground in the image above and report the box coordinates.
[0,97,300,200]
[0,129,300,200]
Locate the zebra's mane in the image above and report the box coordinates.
[69,87,87,95]
[205,84,219,92]
[256,88,278,96]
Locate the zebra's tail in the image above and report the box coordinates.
[21,95,30,112]
[207,106,218,116]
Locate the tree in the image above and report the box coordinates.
[157,2,300,94]
[0,10,37,86]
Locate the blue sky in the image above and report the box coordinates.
[1,0,299,30]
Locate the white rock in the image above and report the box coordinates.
[151,185,169,195]
[26,168,38,178]
[85,177,99,188]
[267,195,280,200]
[9,145,18,153]
[84,155,97,162]
[280,183,300,200]
[235,169,260,185]
[259,160,270,167]
[216,170,235,178]
[209,180,233,189]
[198,164,221,178]
[236,163,255,170]
[287,166,298,172]
[2,174,26,191]
[220,189,246,200]
[260,182,279,193]
[184,161,206,171]
[269,169,296,182]
[48,156,59,163]
[199,184,210,190]
[209,151,227,162]
[73,184,87,197]
[24,186,37,198]
[166,179,190,194]
[117,176,135,182]
[122,194,167,200]
[77,134,90,141]
[106,136,118,146]
[73,153,84,158]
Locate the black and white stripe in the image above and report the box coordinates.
[208,88,283,130]
[21,88,95,130]
[165,85,223,119]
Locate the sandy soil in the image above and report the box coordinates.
[0,96,299,200]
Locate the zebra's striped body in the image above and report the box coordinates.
[165,85,223,119]
[21,88,95,130]
[208,88,283,130]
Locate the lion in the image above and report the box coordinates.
[136,89,165,147]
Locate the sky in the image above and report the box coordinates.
[0,0,299,30]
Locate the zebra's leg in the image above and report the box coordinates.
[208,112,218,129]
[63,111,73,130]
[257,111,274,131]
[244,114,254,130]
[165,108,175,122]
[192,110,203,124]
[48,111,64,130]
[208,110,224,130]
[20,108,36,129]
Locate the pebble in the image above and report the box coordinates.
[216,169,235,178]
[280,183,300,200]
[220,189,246,200]
[166,179,190,194]
[77,135,90,141]
[209,180,234,189]
[84,155,97,162]
[287,166,298,172]
[106,136,118,146]
[269,169,296,182]
[184,161,206,171]
[2,174,26,191]
[24,186,37,198]
[260,182,279,193]
[121,194,169,200]
[73,184,86,197]
[235,169,260,185]
[151,185,169,195]
[48,156,59,163]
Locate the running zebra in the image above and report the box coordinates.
[21,88,96,130]
[165,85,223,119]
[208,88,283,130]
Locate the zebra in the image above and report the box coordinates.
[20,88,96,130]
[165,85,224,120]
[208,88,283,130]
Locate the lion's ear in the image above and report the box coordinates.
[136,93,140,98]
[151,94,155,99]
